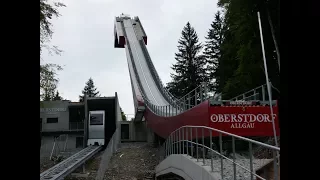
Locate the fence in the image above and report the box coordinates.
[144,82,209,117]
[162,126,280,180]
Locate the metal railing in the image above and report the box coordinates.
[144,82,209,117]
[229,82,279,102]
[69,122,84,131]
[162,126,280,180]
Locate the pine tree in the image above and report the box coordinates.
[79,78,100,102]
[204,11,225,92]
[120,108,127,121]
[53,91,63,100]
[167,22,207,99]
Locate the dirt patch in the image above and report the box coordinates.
[104,143,159,180]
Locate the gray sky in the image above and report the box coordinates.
[42,0,219,116]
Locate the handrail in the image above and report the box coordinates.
[162,125,280,180]
[170,126,279,151]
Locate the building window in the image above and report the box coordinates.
[121,124,130,139]
[47,117,58,123]
[90,114,103,125]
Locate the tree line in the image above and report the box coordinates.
[166,0,280,100]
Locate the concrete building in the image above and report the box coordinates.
[40,100,86,154]
[40,93,150,156]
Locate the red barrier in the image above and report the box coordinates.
[144,100,279,139]
[144,101,210,138]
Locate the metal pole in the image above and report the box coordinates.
[273,150,279,180]
[173,132,175,154]
[190,127,193,158]
[182,127,185,154]
[232,137,236,180]
[165,106,168,117]
[219,133,224,179]
[195,89,197,106]
[179,129,181,154]
[175,105,177,116]
[196,128,198,161]
[202,128,205,165]
[257,12,279,153]
[210,129,213,172]
[170,135,172,155]
[186,127,189,155]
[249,142,253,180]
[176,131,178,154]
[64,134,68,151]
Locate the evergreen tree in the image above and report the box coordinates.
[79,78,100,102]
[214,0,280,99]
[53,91,63,100]
[204,11,225,92]
[167,22,207,99]
[120,108,127,121]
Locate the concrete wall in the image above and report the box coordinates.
[135,121,147,141]
[120,121,148,142]
[114,92,122,150]
[40,101,70,132]
[156,154,221,180]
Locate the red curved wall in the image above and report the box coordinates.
[144,100,209,138]
[144,100,280,140]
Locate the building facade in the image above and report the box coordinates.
[40,100,85,152]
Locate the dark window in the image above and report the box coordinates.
[47,118,58,123]
[76,137,84,148]
[121,124,130,139]
[90,114,103,125]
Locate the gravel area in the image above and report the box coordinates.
[203,158,272,180]
[103,142,160,180]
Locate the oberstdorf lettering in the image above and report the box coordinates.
[210,114,277,129]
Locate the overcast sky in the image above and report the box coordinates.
[41,0,219,117]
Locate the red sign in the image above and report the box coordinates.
[208,105,280,137]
